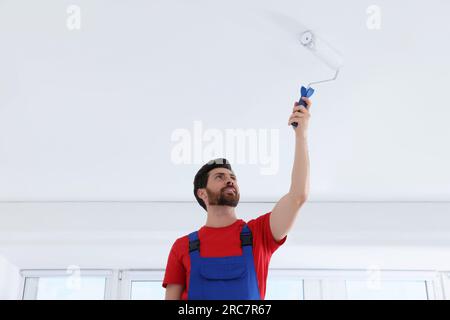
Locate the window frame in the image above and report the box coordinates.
[441,271,450,300]
[20,269,115,300]
[19,268,449,300]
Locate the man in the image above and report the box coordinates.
[163,97,312,300]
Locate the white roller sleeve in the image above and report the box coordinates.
[303,33,344,71]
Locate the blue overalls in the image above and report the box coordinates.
[187,224,261,300]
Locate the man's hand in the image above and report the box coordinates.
[288,97,312,136]
[165,284,184,300]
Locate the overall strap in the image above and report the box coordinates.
[240,224,253,247]
[188,231,200,253]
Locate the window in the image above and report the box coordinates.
[268,269,443,300]
[130,280,164,300]
[266,278,304,300]
[119,270,165,300]
[121,270,306,300]
[21,270,112,300]
[20,269,448,300]
[345,280,428,300]
[266,270,304,300]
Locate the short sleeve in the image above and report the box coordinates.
[248,211,287,255]
[162,239,186,288]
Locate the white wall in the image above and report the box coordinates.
[1,201,450,271]
[0,255,21,299]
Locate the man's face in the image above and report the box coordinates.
[202,168,240,208]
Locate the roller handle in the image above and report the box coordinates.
[292,86,314,129]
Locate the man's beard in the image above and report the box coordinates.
[206,187,240,208]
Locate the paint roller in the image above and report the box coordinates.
[265,12,344,129]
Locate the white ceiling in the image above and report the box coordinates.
[1,0,450,202]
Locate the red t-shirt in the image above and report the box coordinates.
[162,211,287,300]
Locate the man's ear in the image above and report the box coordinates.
[197,188,207,202]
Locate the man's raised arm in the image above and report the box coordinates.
[270,97,312,241]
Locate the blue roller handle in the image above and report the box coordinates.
[292,86,314,129]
